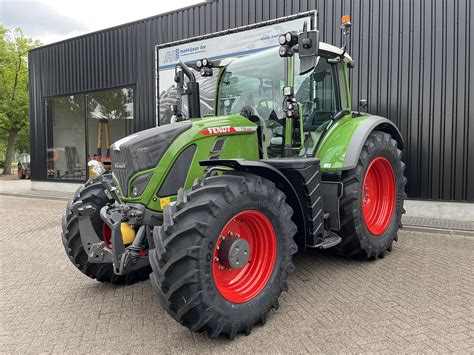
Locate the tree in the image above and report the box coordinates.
[0,26,40,175]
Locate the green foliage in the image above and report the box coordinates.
[88,88,134,121]
[0,25,40,172]
[15,124,29,153]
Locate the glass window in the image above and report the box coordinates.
[45,87,134,181]
[338,64,350,110]
[86,88,134,168]
[46,95,86,180]
[295,57,339,133]
[218,47,286,121]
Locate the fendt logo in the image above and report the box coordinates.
[113,163,127,169]
[199,126,257,136]
[208,126,232,134]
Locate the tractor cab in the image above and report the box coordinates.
[215,43,352,159]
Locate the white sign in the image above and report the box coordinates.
[156,16,312,125]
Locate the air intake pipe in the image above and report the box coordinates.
[174,61,201,119]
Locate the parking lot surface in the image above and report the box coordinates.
[1,194,473,353]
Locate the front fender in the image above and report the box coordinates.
[316,115,404,171]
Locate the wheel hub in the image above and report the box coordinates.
[212,210,277,303]
[217,233,250,270]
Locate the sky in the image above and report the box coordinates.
[0,0,203,45]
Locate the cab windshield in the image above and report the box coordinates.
[217,48,285,121]
[217,47,342,158]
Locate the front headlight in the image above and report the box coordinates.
[88,160,106,178]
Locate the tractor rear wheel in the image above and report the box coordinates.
[335,131,406,259]
[149,172,298,339]
[61,177,151,284]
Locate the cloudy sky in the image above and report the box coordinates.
[0,0,203,45]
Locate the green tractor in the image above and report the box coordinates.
[62,16,405,339]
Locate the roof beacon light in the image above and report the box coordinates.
[340,15,352,53]
[341,15,352,34]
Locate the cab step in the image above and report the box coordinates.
[307,233,342,249]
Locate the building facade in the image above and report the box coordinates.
[29,0,473,201]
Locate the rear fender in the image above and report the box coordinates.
[316,115,404,171]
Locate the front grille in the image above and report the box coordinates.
[110,123,191,196]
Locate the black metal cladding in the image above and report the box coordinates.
[29,0,474,201]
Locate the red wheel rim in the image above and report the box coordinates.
[212,210,276,303]
[102,223,112,246]
[362,157,396,235]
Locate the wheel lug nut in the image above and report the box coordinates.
[214,256,219,262]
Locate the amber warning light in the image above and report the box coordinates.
[341,15,351,25]
[341,15,352,36]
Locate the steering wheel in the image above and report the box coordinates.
[239,106,256,119]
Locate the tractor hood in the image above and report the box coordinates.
[110,115,259,204]
[110,123,191,196]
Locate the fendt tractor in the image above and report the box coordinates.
[62,14,406,339]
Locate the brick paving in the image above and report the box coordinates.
[0,194,473,353]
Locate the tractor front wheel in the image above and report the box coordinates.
[335,130,406,259]
[149,172,298,339]
[61,177,151,284]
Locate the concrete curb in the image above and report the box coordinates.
[0,191,71,201]
[1,186,473,236]
[402,224,474,237]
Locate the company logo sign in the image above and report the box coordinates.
[162,45,207,64]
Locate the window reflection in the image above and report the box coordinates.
[45,87,134,180]
[87,88,134,169]
[46,95,86,180]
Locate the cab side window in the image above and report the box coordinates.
[295,58,339,133]
[338,63,350,110]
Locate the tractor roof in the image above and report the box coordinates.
[319,42,353,62]
[220,42,352,67]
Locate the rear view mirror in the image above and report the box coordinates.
[298,27,319,75]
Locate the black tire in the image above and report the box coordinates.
[61,177,151,284]
[149,172,298,339]
[335,130,406,259]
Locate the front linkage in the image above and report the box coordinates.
[70,173,156,275]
